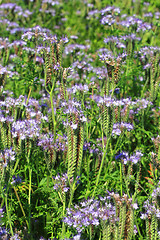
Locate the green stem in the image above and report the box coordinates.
[141,109,144,129]
[0,169,5,208]
[28,167,32,234]
[89,225,92,240]
[86,156,91,196]
[12,156,20,176]
[13,187,29,229]
[26,85,33,106]
[50,92,56,141]
[5,195,14,236]
[120,162,123,196]
[122,165,131,198]
[26,143,32,235]
[61,192,66,239]
[61,222,66,240]
[134,217,143,240]
[68,181,76,209]
[92,136,110,198]
[101,126,104,150]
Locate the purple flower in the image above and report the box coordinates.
[53,173,70,194]
[132,203,138,210]
[73,235,81,240]
[0,226,7,237]
[112,122,134,137]
[140,213,147,219]
[133,225,138,235]
[71,123,78,130]
[115,152,128,160]
[11,175,22,185]
[10,234,21,240]
[115,151,143,164]
[0,148,16,168]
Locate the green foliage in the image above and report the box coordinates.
[0,0,160,239]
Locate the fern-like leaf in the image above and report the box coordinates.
[119,204,126,239]
[113,58,122,84]
[76,125,84,175]
[106,222,111,240]
[0,124,7,149]
[146,217,150,240]
[154,217,158,240]
[103,105,110,137]
[57,39,64,66]
[151,214,155,240]
[114,222,119,240]
[127,208,134,240]
[71,132,78,179]
[67,124,73,179]
[51,41,57,67]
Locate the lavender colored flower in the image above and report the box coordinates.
[64,198,114,232]
[101,6,120,18]
[64,43,90,55]
[133,225,138,235]
[143,63,151,69]
[120,33,141,41]
[0,3,17,10]
[155,12,160,19]
[141,182,160,221]
[71,123,78,130]
[0,226,7,237]
[137,22,152,32]
[11,175,22,185]
[38,133,67,152]
[42,0,60,6]
[10,234,21,240]
[112,122,134,136]
[135,98,152,110]
[151,181,160,199]
[73,234,81,240]
[115,150,143,164]
[64,192,136,236]
[72,84,89,94]
[0,208,3,217]
[130,151,143,164]
[144,12,153,18]
[83,141,101,156]
[104,36,119,44]
[0,148,16,168]
[12,118,41,139]
[53,173,70,193]
[132,203,138,209]
[115,152,129,161]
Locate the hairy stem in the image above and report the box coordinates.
[5,195,13,236]
[92,136,111,198]
[50,92,56,141]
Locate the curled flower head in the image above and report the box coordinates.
[53,173,70,193]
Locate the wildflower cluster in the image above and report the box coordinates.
[115,151,143,164]
[0,0,160,239]
[112,122,134,136]
[53,173,70,193]
[0,148,16,168]
[64,192,138,239]
[63,197,117,234]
